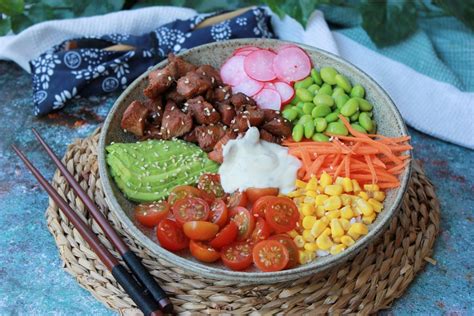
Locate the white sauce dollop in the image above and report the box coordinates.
[218,127,301,194]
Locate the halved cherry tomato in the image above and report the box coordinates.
[134,201,170,227]
[229,206,255,241]
[252,240,289,272]
[183,221,219,241]
[172,197,209,226]
[221,242,253,271]
[268,234,299,269]
[209,199,228,228]
[245,187,279,204]
[156,219,189,252]
[198,173,225,198]
[227,191,248,208]
[251,196,274,218]
[264,197,299,233]
[189,240,220,263]
[168,185,203,205]
[250,218,271,243]
[210,221,238,249]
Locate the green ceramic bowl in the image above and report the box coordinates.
[98,39,411,283]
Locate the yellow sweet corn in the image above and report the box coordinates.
[303,196,315,204]
[315,205,326,218]
[330,244,346,255]
[330,219,344,238]
[303,229,315,242]
[306,177,318,191]
[326,209,341,219]
[324,184,343,196]
[306,190,318,198]
[352,179,361,193]
[368,198,383,213]
[320,172,332,188]
[349,223,368,236]
[315,194,329,206]
[364,184,380,192]
[293,235,305,248]
[356,198,374,216]
[342,177,353,192]
[310,219,328,238]
[304,242,318,252]
[298,250,310,264]
[316,233,333,250]
[363,213,376,224]
[296,179,307,188]
[341,235,355,247]
[335,176,344,185]
[340,194,353,206]
[339,218,351,231]
[302,216,317,229]
[323,196,342,211]
[287,190,303,198]
[333,236,341,243]
[358,191,369,201]
[301,203,315,216]
[373,191,386,202]
[322,227,331,236]
[306,250,316,261]
[288,230,298,238]
[340,205,354,219]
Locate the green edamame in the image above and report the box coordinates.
[298,114,313,125]
[296,88,313,102]
[294,77,314,89]
[369,120,377,134]
[318,83,333,96]
[293,106,304,116]
[340,98,359,117]
[304,121,315,138]
[325,112,339,123]
[307,84,320,94]
[335,94,350,109]
[332,87,345,98]
[296,101,305,109]
[290,95,301,105]
[359,112,373,132]
[314,117,327,132]
[311,69,323,85]
[350,123,367,134]
[282,108,298,121]
[313,94,334,107]
[350,84,365,98]
[335,74,352,93]
[312,133,329,142]
[283,104,293,112]
[292,124,304,142]
[356,98,373,111]
[302,102,315,115]
[350,111,360,122]
[312,105,331,118]
[326,121,349,136]
[320,67,338,85]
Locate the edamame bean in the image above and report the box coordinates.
[325,112,339,123]
[369,120,377,134]
[340,98,359,116]
[282,108,298,121]
[290,95,301,105]
[307,84,320,94]
[302,102,315,115]
[313,94,334,107]
[332,87,345,98]
[335,94,350,109]
[283,104,293,112]
[350,123,367,134]
[318,83,333,96]
[359,112,373,132]
[350,111,360,122]
[294,76,314,89]
[320,67,338,85]
[326,121,349,135]
[292,124,304,142]
[350,84,365,98]
[304,121,315,138]
[356,97,373,111]
[312,133,330,142]
[298,114,313,125]
[335,74,352,93]
[296,88,314,102]
[293,106,304,117]
[314,117,327,132]
[296,101,305,109]
[311,69,323,85]
[312,105,332,118]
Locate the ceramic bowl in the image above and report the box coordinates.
[98,38,411,283]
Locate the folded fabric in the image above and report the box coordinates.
[28,7,274,115]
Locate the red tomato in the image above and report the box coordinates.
[168,185,204,205]
[221,242,253,271]
[189,240,220,263]
[252,240,289,272]
[245,187,279,204]
[251,196,274,218]
[268,234,299,269]
[250,218,271,243]
[227,191,248,208]
[264,197,299,233]
[183,221,219,241]
[156,219,189,252]
[209,199,228,228]
[198,173,225,198]
[229,206,255,241]
[210,221,238,249]
[134,201,170,227]
[172,197,210,226]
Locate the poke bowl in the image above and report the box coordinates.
[98,39,411,283]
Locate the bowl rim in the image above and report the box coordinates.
[98,38,412,283]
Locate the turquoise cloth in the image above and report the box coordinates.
[321,7,474,92]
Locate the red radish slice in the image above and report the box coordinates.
[254,88,281,110]
[264,82,276,90]
[232,74,264,96]
[273,46,311,82]
[244,50,277,82]
[274,81,294,105]
[220,55,246,86]
[234,50,254,57]
[234,46,260,56]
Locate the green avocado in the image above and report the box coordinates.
[106,139,219,202]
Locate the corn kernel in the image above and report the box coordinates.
[288,230,298,238]
[342,177,353,192]
[341,235,355,246]
[323,196,342,211]
[320,216,330,225]
[368,198,383,213]
[330,219,344,238]
[287,190,302,198]
[298,250,309,264]
[349,223,368,236]
[303,196,315,204]
[352,179,361,193]
[339,218,351,231]
[310,219,328,238]
[304,242,318,252]
[363,213,376,224]
[303,216,317,229]
[315,194,329,206]
[356,198,374,216]
[303,229,315,242]
[340,205,354,219]
[335,176,344,185]
[306,190,318,198]
[324,184,343,196]
[330,244,346,255]
[315,205,326,218]
[306,178,318,191]
[320,172,332,188]
[306,249,316,261]
[373,191,386,202]
[293,235,305,248]
[364,184,380,192]
[348,230,360,240]
[322,227,331,236]
[326,209,341,219]
[301,203,315,216]
[296,179,307,188]
[316,233,333,250]
[317,185,324,194]
[358,191,369,200]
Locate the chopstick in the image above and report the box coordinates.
[12,144,162,316]
[30,129,173,313]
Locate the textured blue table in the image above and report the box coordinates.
[0,61,473,315]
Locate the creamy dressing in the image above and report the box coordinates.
[218,127,301,194]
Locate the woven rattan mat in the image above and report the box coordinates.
[45,129,440,315]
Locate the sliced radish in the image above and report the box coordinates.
[234,46,260,56]
[234,50,254,57]
[232,73,264,96]
[274,81,294,105]
[244,50,277,82]
[253,88,281,110]
[273,46,311,82]
[220,55,246,86]
[264,82,276,90]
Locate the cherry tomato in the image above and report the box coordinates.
[251,196,274,218]
[209,199,228,228]
[168,185,204,205]
[227,191,248,208]
[198,173,225,198]
[221,242,253,271]
[264,197,299,233]
[134,201,170,227]
[245,187,279,204]
[172,197,210,226]
[210,221,238,249]
[252,240,289,272]
[229,206,255,241]
[156,219,189,252]
[250,217,271,243]
[189,240,220,263]
[268,234,299,269]
[183,221,219,241]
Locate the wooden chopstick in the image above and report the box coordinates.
[11,144,163,316]
[30,128,173,313]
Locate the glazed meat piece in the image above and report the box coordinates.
[121,100,149,137]
[207,130,237,163]
[216,101,236,126]
[230,113,250,133]
[187,96,221,125]
[142,98,163,126]
[242,106,265,126]
[263,109,281,122]
[143,62,178,98]
[194,124,226,152]
[231,92,256,111]
[213,85,232,102]
[160,100,193,139]
[176,71,212,99]
[165,90,186,105]
[141,126,162,141]
[168,53,197,77]
[196,65,223,87]
[182,129,198,143]
[262,117,292,137]
[259,129,282,144]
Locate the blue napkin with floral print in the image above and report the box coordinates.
[30,7,274,116]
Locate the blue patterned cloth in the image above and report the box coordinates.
[30,7,274,116]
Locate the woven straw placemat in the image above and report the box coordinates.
[45,129,440,315]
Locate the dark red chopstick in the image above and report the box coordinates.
[31,128,172,313]
[12,144,162,316]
